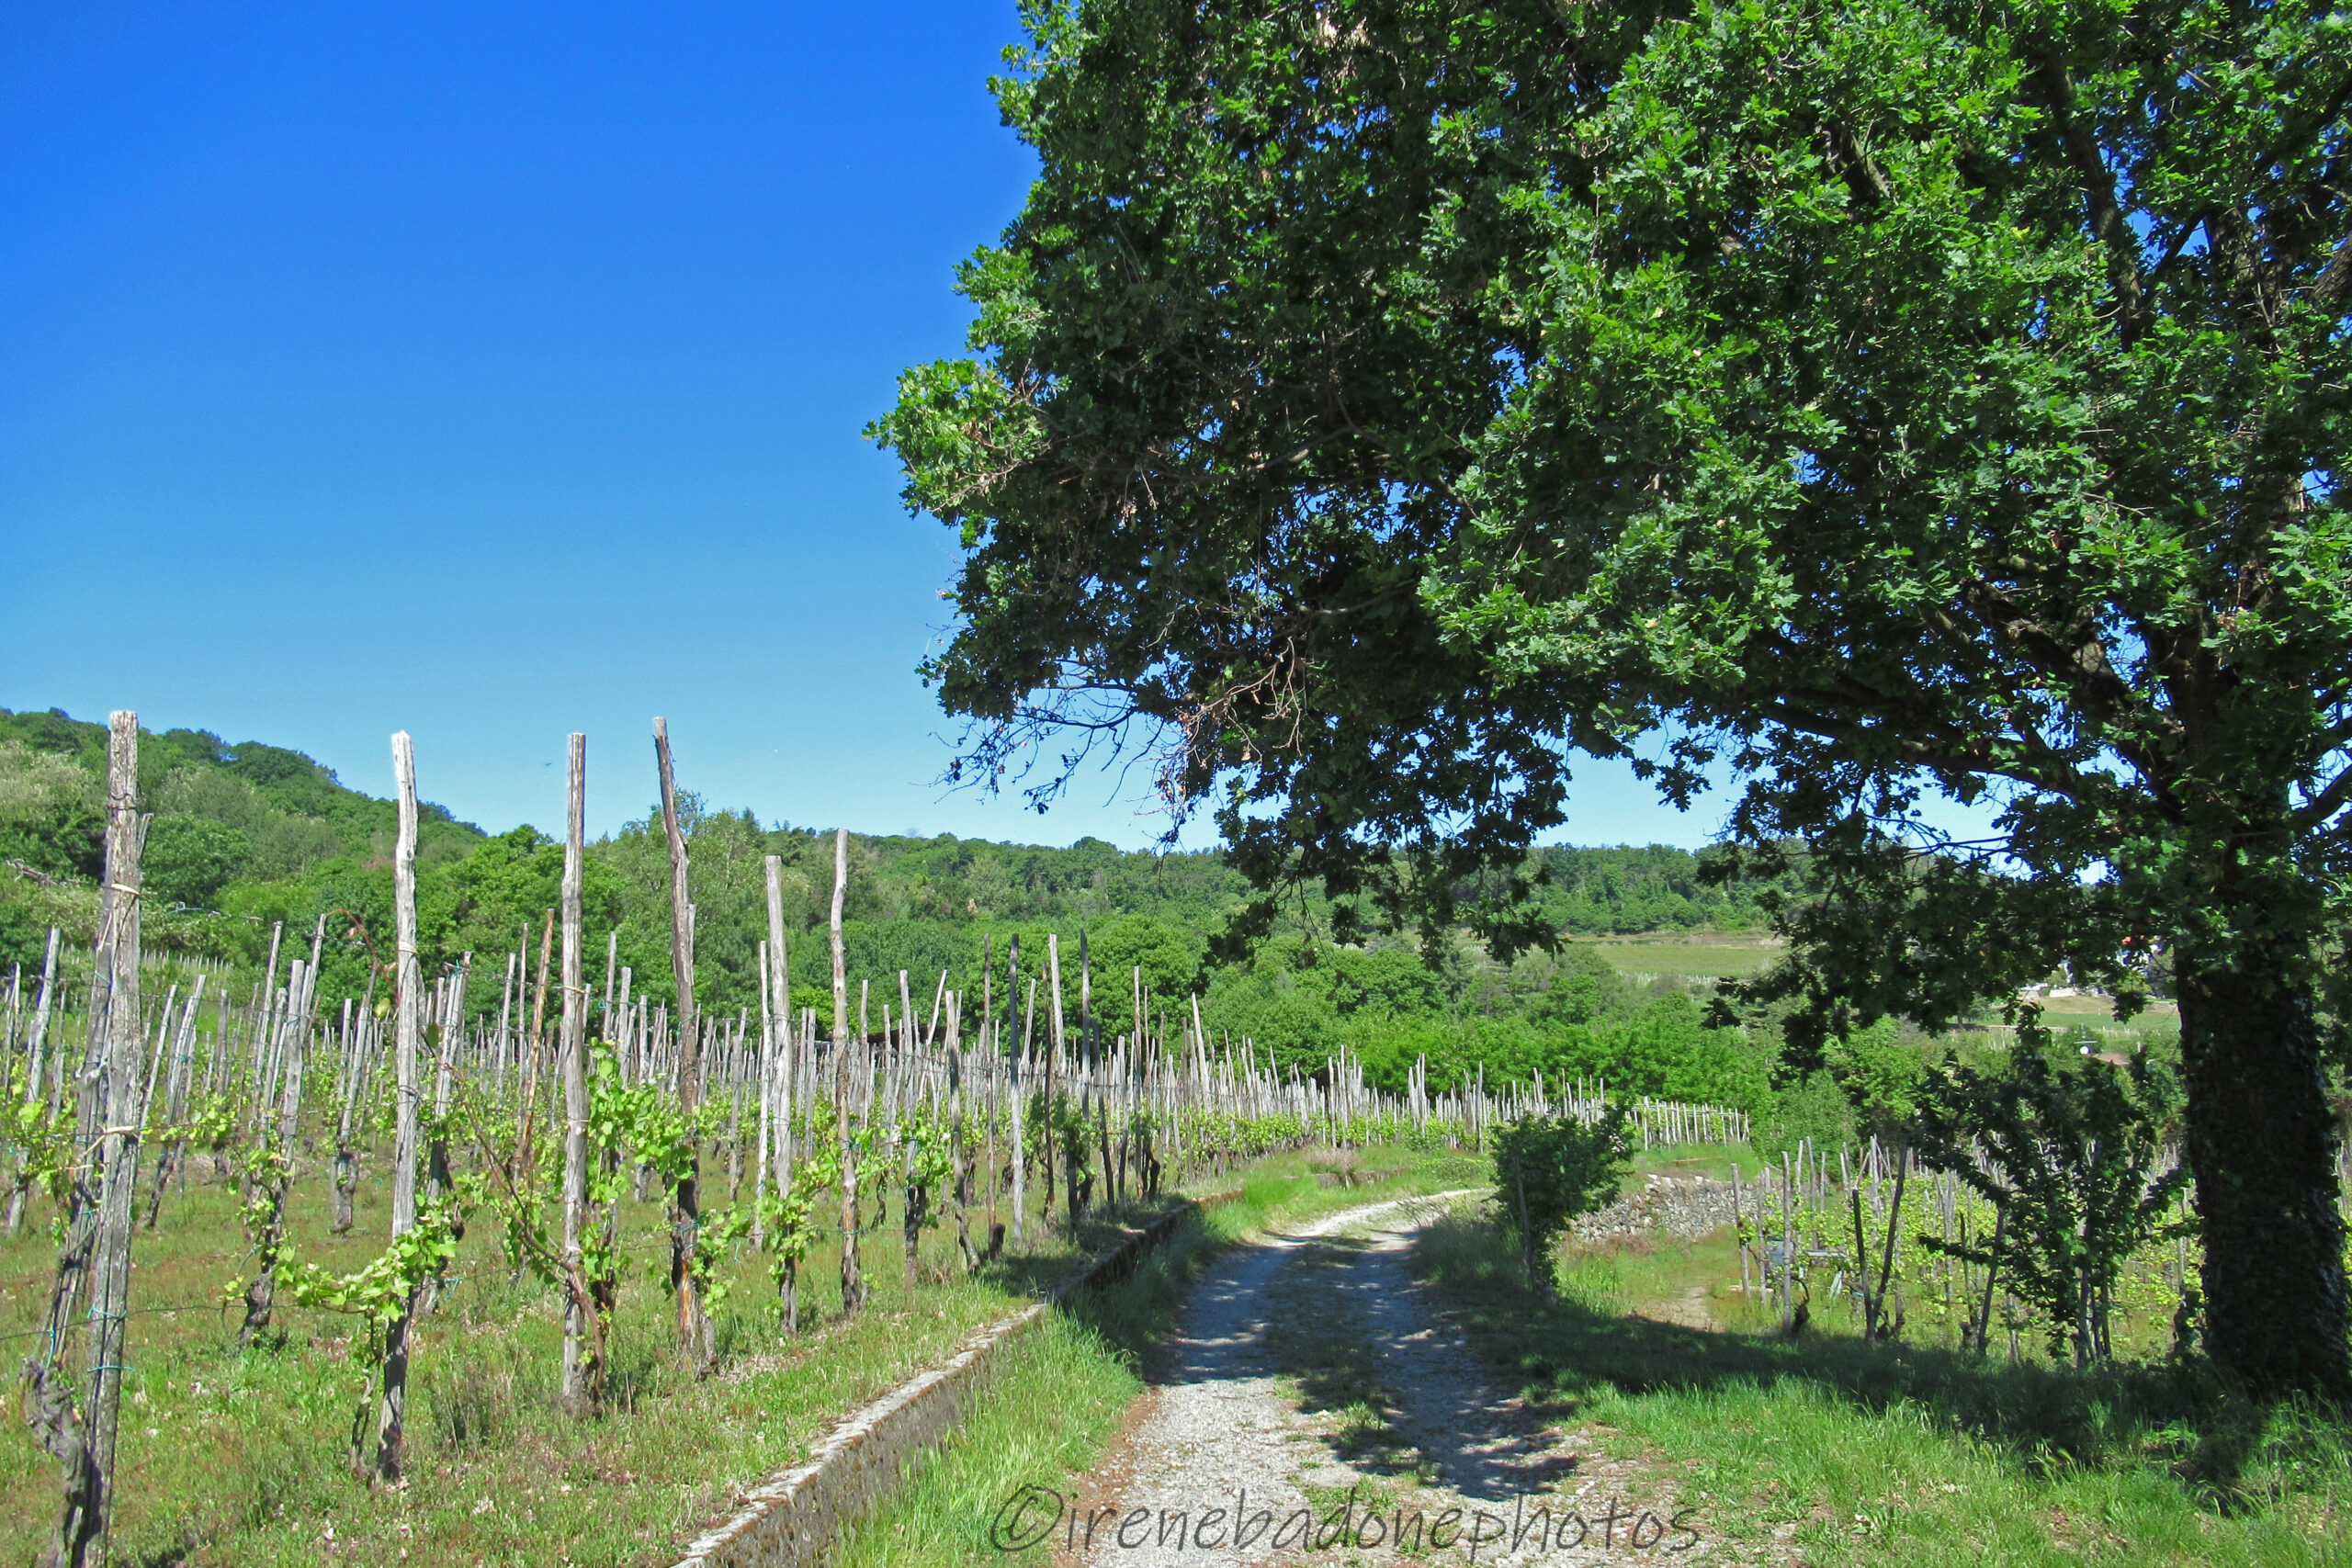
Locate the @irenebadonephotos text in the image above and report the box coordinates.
[989,1483,1703,1558]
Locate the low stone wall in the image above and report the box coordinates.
[1569,1172,1742,1244]
[670,1198,1215,1568]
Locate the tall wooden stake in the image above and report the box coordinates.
[36,713,145,1568]
[5,926,60,1235]
[831,829,863,1316]
[559,733,598,1410]
[763,854,798,1327]
[653,717,711,1367]
[376,730,423,1482]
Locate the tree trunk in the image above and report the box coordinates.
[2174,957,2351,1400]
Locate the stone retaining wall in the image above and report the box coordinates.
[670,1197,1219,1568]
[1569,1172,1742,1244]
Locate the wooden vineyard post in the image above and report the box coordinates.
[330,994,369,1234]
[653,717,712,1369]
[559,733,601,1412]
[1780,1152,1795,1335]
[981,937,1001,1256]
[763,855,797,1329]
[142,974,206,1229]
[830,828,864,1316]
[517,910,556,1182]
[425,940,466,1211]
[376,730,424,1483]
[241,958,312,1343]
[899,969,919,1287]
[753,942,772,1249]
[1047,935,1069,1224]
[951,1001,978,1273]
[1008,939,1024,1242]
[30,713,145,1568]
[1733,1164,1751,1301]
[1849,1184,1878,1340]
[1012,979,1034,1241]
[6,925,61,1235]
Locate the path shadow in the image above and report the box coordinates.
[1270,1220,1596,1503]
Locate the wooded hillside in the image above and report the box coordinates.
[0,705,1834,1111]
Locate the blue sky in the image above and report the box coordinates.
[1,0,1720,850]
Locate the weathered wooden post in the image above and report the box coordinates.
[560,733,600,1410]
[6,925,61,1235]
[763,853,798,1328]
[375,730,424,1482]
[142,974,206,1228]
[653,717,712,1368]
[826,828,865,1316]
[45,713,146,1567]
[241,957,311,1343]
[1047,935,1069,1222]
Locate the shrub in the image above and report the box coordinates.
[1489,1107,1633,1294]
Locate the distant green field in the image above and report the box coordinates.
[1574,932,1782,977]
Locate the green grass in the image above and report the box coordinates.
[1414,1204,2352,1568]
[827,1146,1488,1568]
[1574,932,1781,978]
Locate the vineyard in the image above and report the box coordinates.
[0,714,1751,1567]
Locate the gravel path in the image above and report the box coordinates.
[1069,1191,1741,1567]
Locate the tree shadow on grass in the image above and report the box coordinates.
[1410,1211,2349,1511]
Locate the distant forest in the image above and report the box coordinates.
[0,705,1812,1116]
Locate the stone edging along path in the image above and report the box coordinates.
[670,1193,1239,1568]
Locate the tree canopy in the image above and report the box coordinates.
[876,0,2352,1395]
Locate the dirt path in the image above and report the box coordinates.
[1069,1192,1747,1566]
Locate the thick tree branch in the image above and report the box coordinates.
[2028,46,2152,346]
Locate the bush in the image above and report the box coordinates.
[1751,1069,1858,1167]
[143,815,252,908]
[1489,1108,1633,1294]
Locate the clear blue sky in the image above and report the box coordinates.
[1,0,1720,850]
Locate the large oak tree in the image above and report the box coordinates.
[876,0,2352,1397]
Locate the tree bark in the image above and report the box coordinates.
[2175,954,2351,1400]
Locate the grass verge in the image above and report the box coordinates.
[1414,1203,2352,1567]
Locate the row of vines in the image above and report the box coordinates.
[4,715,1750,1568]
